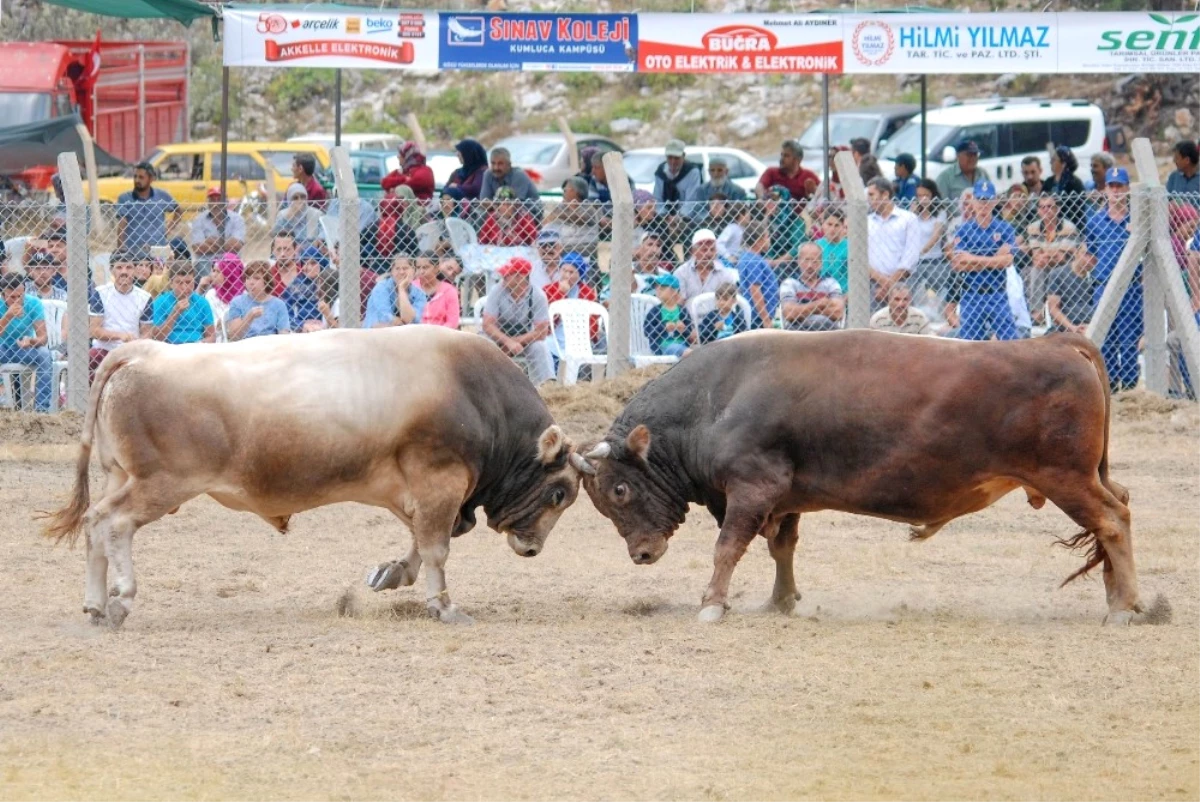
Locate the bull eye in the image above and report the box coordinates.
[614,483,628,500]
[550,487,566,507]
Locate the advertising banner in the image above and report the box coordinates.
[439,12,637,72]
[224,8,439,70]
[1057,12,1200,73]
[843,13,1057,74]
[637,13,843,73]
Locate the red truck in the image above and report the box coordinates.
[0,39,190,189]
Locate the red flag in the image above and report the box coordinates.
[86,29,101,83]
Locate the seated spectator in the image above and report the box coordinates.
[1170,202,1199,270]
[545,177,599,265]
[364,254,427,329]
[765,186,807,272]
[688,156,748,223]
[630,232,673,294]
[632,189,662,249]
[543,252,599,351]
[0,273,53,411]
[190,188,246,277]
[24,252,67,301]
[480,147,543,221]
[146,261,215,344]
[88,250,152,378]
[207,251,245,322]
[1024,193,1078,324]
[1045,259,1092,335]
[813,208,850,295]
[381,141,435,201]
[40,227,68,274]
[481,257,555,386]
[736,222,779,329]
[437,254,463,284]
[716,199,752,261]
[479,188,539,246]
[298,246,338,314]
[894,153,920,205]
[756,139,819,202]
[273,183,322,247]
[1000,184,1034,244]
[534,228,566,289]
[226,261,291,340]
[1167,140,1199,196]
[698,282,748,344]
[586,150,634,224]
[641,274,694,357]
[675,228,737,302]
[780,243,844,331]
[376,184,423,262]
[445,138,489,201]
[413,251,459,329]
[274,241,327,333]
[870,283,931,335]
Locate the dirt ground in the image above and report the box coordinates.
[0,384,1197,801]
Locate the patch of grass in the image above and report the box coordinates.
[632,73,696,92]
[608,96,662,123]
[379,82,515,143]
[561,72,605,99]
[268,68,335,111]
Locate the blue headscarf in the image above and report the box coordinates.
[561,251,589,283]
[454,139,488,182]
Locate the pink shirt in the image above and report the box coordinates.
[420,281,460,329]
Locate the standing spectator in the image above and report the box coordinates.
[907,180,948,312]
[1087,152,1115,193]
[780,243,844,332]
[849,138,871,167]
[480,147,543,221]
[1167,140,1200,196]
[653,139,702,249]
[0,273,53,411]
[479,187,539,246]
[814,208,850,294]
[274,240,326,333]
[736,221,779,329]
[756,139,819,202]
[687,156,747,224]
[190,188,246,277]
[481,257,555,386]
[363,254,427,328]
[1045,145,1087,228]
[1023,193,1078,324]
[292,153,327,209]
[226,261,292,340]
[869,283,931,335]
[936,140,991,202]
[24,252,67,302]
[116,161,181,251]
[1080,167,1143,391]
[893,154,920,205]
[1045,258,1093,335]
[445,138,489,200]
[642,274,694,357]
[88,250,152,378]
[413,251,460,329]
[766,186,807,271]
[950,180,1019,341]
[273,183,322,247]
[1021,155,1046,195]
[674,228,737,302]
[866,177,921,311]
[698,281,748,344]
[146,261,215,344]
[632,232,673,293]
[544,177,599,265]
[381,141,435,201]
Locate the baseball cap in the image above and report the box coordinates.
[298,245,328,269]
[691,228,717,246]
[1106,167,1130,186]
[955,140,981,155]
[648,274,681,291]
[536,228,562,245]
[664,139,686,158]
[206,187,223,200]
[497,257,532,277]
[972,180,997,200]
[27,251,58,268]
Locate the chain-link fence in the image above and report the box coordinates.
[2,145,1196,412]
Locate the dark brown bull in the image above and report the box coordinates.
[581,329,1142,624]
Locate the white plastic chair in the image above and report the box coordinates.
[548,299,609,386]
[41,299,69,411]
[629,292,679,369]
[687,291,752,328]
[445,218,478,256]
[4,237,30,273]
[91,252,111,287]
[415,220,443,253]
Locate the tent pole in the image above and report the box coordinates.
[219,66,229,201]
[335,69,342,147]
[822,72,830,200]
[920,75,927,179]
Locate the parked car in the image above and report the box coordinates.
[288,132,404,153]
[491,133,624,192]
[877,99,1107,185]
[85,141,331,207]
[622,146,767,195]
[795,104,919,177]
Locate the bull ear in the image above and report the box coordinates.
[537,425,567,465]
[626,425,651,462]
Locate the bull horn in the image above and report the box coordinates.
[585,442,612,460]
[568,452,597,476]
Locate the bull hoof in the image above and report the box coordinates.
[106,599,129,630]
[84,606,105,625]
[760,595,798,615]
[366,560,417,592]
[1103,609,1135,626]
[698,605,726,623]
[428,603,475,625]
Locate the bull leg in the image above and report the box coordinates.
[409,473,473,625]
[366,541,423,592]
[762,513,801,615]
[82,466,128,623]
[103,515,138,629]
[908,520,950,541]
[699,504,768,624]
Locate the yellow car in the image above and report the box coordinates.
[86,141,331,206]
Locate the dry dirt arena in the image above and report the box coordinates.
[0,378,1197,801]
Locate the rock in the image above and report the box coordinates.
[994,73,1018,90]
[682,108,705,124]
[1174,107,1195,131]
[520,90,544,110]
[610,117,644,134]
[728,112,767,139]
[1163,125,1181,144]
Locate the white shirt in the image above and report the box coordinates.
[674,259,738,302]
[1006,266,1032,331]
[868,205,921,279]
[190,210,246,246]
[89,283,151,351]
[717,222,744,261]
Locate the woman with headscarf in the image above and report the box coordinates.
[1045,145,1086,228]
[445,138,488,200]
[380,141,434,200]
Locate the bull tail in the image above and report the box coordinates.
[38,348,137,546]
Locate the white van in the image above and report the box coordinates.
[877,99,1107,186]
[288,133,405,152]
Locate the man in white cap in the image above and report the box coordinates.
[674,228,737,303]
[653,139,701,250]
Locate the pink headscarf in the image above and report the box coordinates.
[398,140,426,170]
[214,252,245,304]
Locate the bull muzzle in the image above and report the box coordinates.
[507,533,542,558]
[628,536,668,565]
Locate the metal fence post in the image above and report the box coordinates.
[57,152,90,413]
[836,150,870,330]
[604,152,633,378]
[330,146,361,329]
[1142,185,1169,394]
